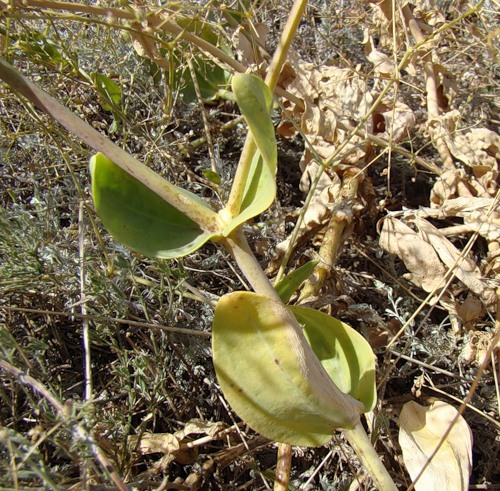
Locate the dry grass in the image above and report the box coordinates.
[0,0,499,489]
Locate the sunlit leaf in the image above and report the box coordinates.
[275,260,319,303]
[90,153,217,258]
[399,400,473,491]
[222,74,277,233]
[290,305,377,412]
[232,73,276,171]
[213,292,363,446]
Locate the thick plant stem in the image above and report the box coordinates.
[298,170,361,301]
[221,228,281,302]
[274,443,292,491]
[344,420,397,491]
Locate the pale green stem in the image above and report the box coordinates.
[225,137,258,219]
[344,420,398,491]
[264,0,308,92]
[0,58,223,234]
[221,228,280,302]
[225,0,307,220]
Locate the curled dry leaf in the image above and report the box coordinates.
[399,400,473,491]
[234,23,269,67]
[128,418,227,471]
[456,294,486,330]
[426,111,499,198]
[373,100,416,142]
[380,215,496,309]
[413,0,447,26]
[364,33,395,79]
[460,330,500,365]
[379,216,446,292]
[130,23,169,70]
[414,217,495,303]
[272,50,375,264]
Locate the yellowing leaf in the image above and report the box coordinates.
[223,74,277,233]
[399,400,473,491]
[212,292,363,447]
[290,305,377,413]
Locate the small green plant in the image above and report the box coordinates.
[88,71,391,488]
[0,4,397,489]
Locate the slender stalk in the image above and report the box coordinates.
[344,420,398,491]
[274,443,293,491]
[188,57,217,173]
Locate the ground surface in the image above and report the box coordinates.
[0,1,499,490]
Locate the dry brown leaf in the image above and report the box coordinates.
[128,418,227,471]
[379,216,447,292]
[130,23,169,70]
[427,111,499,198]
[430,169,474,206]
[422,196,500,244]
[460,330,500,365]
[456,294,486,330]
[414,217,495,302]
[413,0,447,26]
[180,419,227,439]
[399,400,473,491]
[364,33,395,78]
[234,23,268,66]
[447,127,500,171]
[130,432,180,455]
[373,100,416,142]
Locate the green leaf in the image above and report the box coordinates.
[232,74,276,172]
[92,73,123,112]
[222,74,277,233]
[90,153,216,258]
[0,60,221,230]
[202,169,222,185]
[179,59,232,103]
[17,31,71,72]
[213,292,363,447]
[290,306,377,413]
[275,260,319,303]
[173,17,232,103]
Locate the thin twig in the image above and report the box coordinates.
[0,305,212,338]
